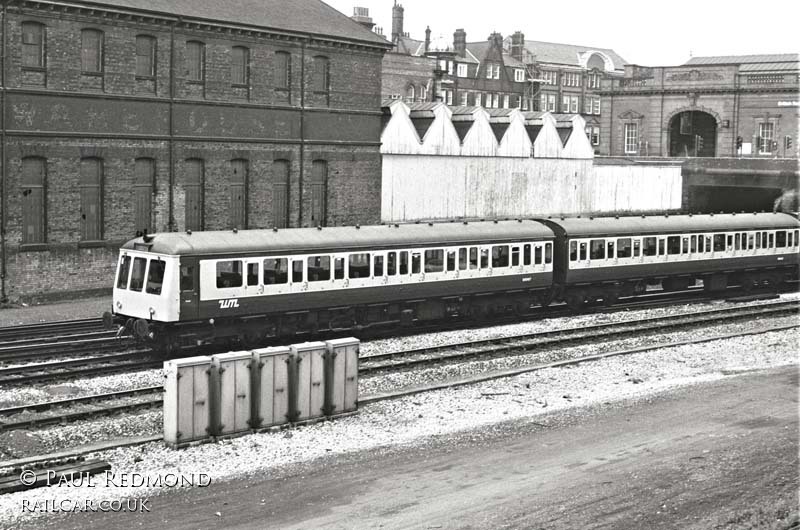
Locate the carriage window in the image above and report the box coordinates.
[247,263,259,286]
[216,260,243,288]
[458,248,468,270]
[545,243,552,264]
[117,256,131,289]
[667,236,681,255]
[607,241,615,258]
[446,249,457,271]
[523,244,531,266]
[511,247,520,267]
[704,236,711,252]
[789,231,794,247]
[761,232,768,248]
[569,241,578,261]
[535,246,542,265]
[374,255,385,276]
[682,237,689,254]
[755,232,761,249]
[480,248,490,268]
[130,257,147,292]
[643,237,657,256]
[387,252,397,276]
[697,236,704,253]
[726,235,733,250]
[590,239,605,260]
[469,247,479,269]
[795,230,799,246]
[658,239,666,255]
[734,233,741,250]
[180,264,194,291]
[146,259,165,295]
[492,246,510,268]
[768,233,774,248]
[410,252,421,274]
[776,231,787,247]
[747,233,755,250]
[349,253,371,278]
[263,258,288,285]
[633,239,641,257]
[307,256,330,282]
[399,251,409,274]
[334,257,345,280]
[579,242,587,261]
[690,236,697,253]
[713,234,725,252]
[424,249,444,273]
[291,260,303,283]
[617,238,632,258]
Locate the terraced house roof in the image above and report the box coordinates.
[76,0,391,47]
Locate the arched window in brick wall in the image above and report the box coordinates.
[310,160,327,227]
[21,157,46,245]
[21,22,45,68]
[232,46,249,86]
[229,159,248,229]
[81,29,103,73]
[184,159,204,231]
[80,158,103,241]
[272,159,290,229]
[134,158,155,236]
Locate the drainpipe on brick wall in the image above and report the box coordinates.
[168,21,176,231]
[298,40,305,227]
[1,1,8,303]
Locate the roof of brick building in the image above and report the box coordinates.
[80,0,390,46]
[520,39,627,71]
[684,53,799,66]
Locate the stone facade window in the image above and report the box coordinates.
[22,22,45,69]
[758,122,775,154]
[624,123,639,154]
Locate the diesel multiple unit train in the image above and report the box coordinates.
[105,213,800,352]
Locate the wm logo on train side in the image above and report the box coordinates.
[219,299,240,309]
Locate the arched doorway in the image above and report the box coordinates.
[669,111,716,157]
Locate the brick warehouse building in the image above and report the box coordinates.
[0,0,391,301]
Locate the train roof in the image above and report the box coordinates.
[121,220,556,256]
[541,212,800,238]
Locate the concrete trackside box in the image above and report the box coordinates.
[325,338,359,414]
[211,351,253,437]
[251,346,291,429]
[163,356,212,446]
[289,341,327,422]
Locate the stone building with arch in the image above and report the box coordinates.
[599,54,799,158]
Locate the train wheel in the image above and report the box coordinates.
[602,290,619,307]
[565,292,586,312]
[538,292,553,308]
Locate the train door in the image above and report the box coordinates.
[179,258,199,320]
[244,259,263,296]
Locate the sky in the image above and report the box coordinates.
[325,0,800,66]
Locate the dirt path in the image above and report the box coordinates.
[35,365,799,529]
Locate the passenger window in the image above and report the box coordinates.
[180,264,194,291]
[633,239,641,257]
[534,246,542,265]
[643,237,657,257]
[146,259,165,295]
[589,239,605,260]
[704,236,712,252]
[130,257,147,292]
[217,260,243,288]
[399,251,409,274]
[667,236,681,255]
[682,237,689,254]
[374,255,385,276]
[387,252,397,276]
[117,256,131,289]
[469,247,478,269]
[446,249,457,271]
[424,249,444,273]
[776,231,787,248]
[658,239,666,256]
[511,247,520,267]
[247,263,259,286]
[307,256,330,282]
[795,230,799,246]
[349,253,371,278]
[569,241,578,261]
[458,248,468,270]
[334,257,345,280]
[755,233,761,249]
[768,233,774,248]
[726,235,733,251]
[734,233,741,250]
[690,236,697,253]
[523,244,531,266]
[545,243,552,264]
[492,246,509,268]
[617,238,632,258]
[761,232,768,247]
[480,248,490,269]
[579,242,587,261]
[697,236,704,253]
[788,232,794,247]
[263,258,288,285]
[747,233,755,250]
[410,252,421,274]
[607,241,615,258]
[291,260,303,283]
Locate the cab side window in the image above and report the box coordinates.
[117,256,131,289]
[180,264,194,291]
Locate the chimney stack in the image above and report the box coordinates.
[351,7,375,31]
[391,1,404,44]
[511,31,525,61]
[424,26,431,53]
[453,28,466,57]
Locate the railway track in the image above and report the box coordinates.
[0,318,105,343]
[0,298,795,434]
[0,350,159,386]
